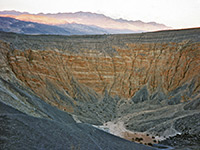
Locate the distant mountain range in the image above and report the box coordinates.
[0,17,71,35]
[0,10,171,35]
[0,17,109,35]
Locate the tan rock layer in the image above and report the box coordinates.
[5,41,200,111]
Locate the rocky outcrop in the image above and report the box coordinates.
[183,97,200,110]
[160,113,200,149]
[0,28,200,149]
[3,30,200,108]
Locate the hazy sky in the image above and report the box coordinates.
[0,0,199,28]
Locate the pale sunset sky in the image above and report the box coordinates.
[0,0,199,29]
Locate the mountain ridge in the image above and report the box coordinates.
[0,10,171,34]
[0,16,110,35]
[0,17,71,35]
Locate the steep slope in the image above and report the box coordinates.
[0,40,156,150]
[0,28,200,149]
[1,29,199,100]
[0,101,155,150]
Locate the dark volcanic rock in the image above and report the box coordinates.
[184,98,200,110]
[0,78,76,124]
[160,113,200,150]
[0,101,155,150]
[131,86,149,103]
[174,113,200,134]
[150,90,167,103]
[160,133,200,150]
[168,93,182,105]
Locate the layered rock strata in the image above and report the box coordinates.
[3,31,200,109]
[0,28,200,149]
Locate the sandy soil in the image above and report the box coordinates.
[98,121,163,146]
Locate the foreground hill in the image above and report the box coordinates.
[0,28,200,149]
[1,101,156,150]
